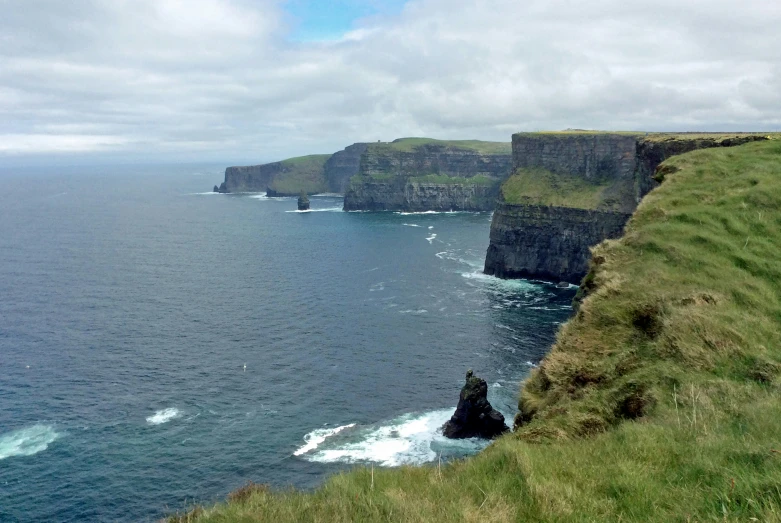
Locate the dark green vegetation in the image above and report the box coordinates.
[176,140,781,521]
[266,154,331,195]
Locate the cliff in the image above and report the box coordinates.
[222,154,331,195]
[343,138,512,211]
[484,132,769,283]
[324,143,369,193]
[218,144,368,196]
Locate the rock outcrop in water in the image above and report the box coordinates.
[443,370,509,439]
[343,138,512,212]
[297,192,310,211]
[484,133,769,284]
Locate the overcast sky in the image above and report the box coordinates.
[1,0,780,165]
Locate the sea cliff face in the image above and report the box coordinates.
[484,133,768,283]
[485,203,630,282]
[324,143,368,193]
[219,144,368,195]
[343,139,512,211]
[343,179,499,211]
[223,163,284,193]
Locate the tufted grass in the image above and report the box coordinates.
[169,140,781,522]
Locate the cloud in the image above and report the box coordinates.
[1,0,780,162]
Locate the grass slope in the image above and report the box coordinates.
[268,154,331,194]
[172,140,781,522]
[500,167,613,209]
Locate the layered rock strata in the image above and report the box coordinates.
[343,139,512,211]
[484,133,768,283]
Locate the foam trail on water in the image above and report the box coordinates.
[426,234,437,244]
[299,409,488,466]
[285,207,343,213]
[402,223,422,227]
[293,424,356,456]
[147,408,181,425]
[0,425,60,460]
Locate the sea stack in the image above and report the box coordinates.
[297,191,310,211]
[442,369,509,439]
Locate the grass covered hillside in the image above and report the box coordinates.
[173,140,781,521]
[267,154,331,195]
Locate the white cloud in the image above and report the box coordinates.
[0,0,780,162]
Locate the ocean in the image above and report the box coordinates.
[0,164,575,522]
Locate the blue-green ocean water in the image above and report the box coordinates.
[0,164,575,522]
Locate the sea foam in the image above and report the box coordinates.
[0,425,60,460]
[297,409,488,467]
[146,408,181,425]
[293,423,357,456]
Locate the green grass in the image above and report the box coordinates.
[375,137,511,155]
[500,167,614,209]
[171,141,781,522]
[267,154,331,194]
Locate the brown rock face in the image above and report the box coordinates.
[442,370,509,439]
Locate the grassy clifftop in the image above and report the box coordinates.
[175,140,781,521]
[379,137,511,155]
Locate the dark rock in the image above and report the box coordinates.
[213,185,220,193]
[297,192,310,211]
[217,182,228,193]
[484,203,631,284]
[442,369,509,439]
[324,143,369,193]
[557,281,570,288]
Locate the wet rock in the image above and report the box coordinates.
[442,370,509,439]
[297,192,310,211]
[213,185,220,193]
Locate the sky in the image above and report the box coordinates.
[1,0,780,166]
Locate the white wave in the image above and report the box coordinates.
[146,408,181,425]
[426,234,437,244]
[428,226,434,230]
[461,270,545,290]
[370,282,385,292]
[293,423,356,456]
[312,193,343,198]
[526,361,539,368]
[0,425,60,460]
[402,223,422,227]
[190,191,222,195]
[285,207,343,213]
[399,309,427,314]
[300,409,488,467]
[397,210,441,215]
[248,193,269,199]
